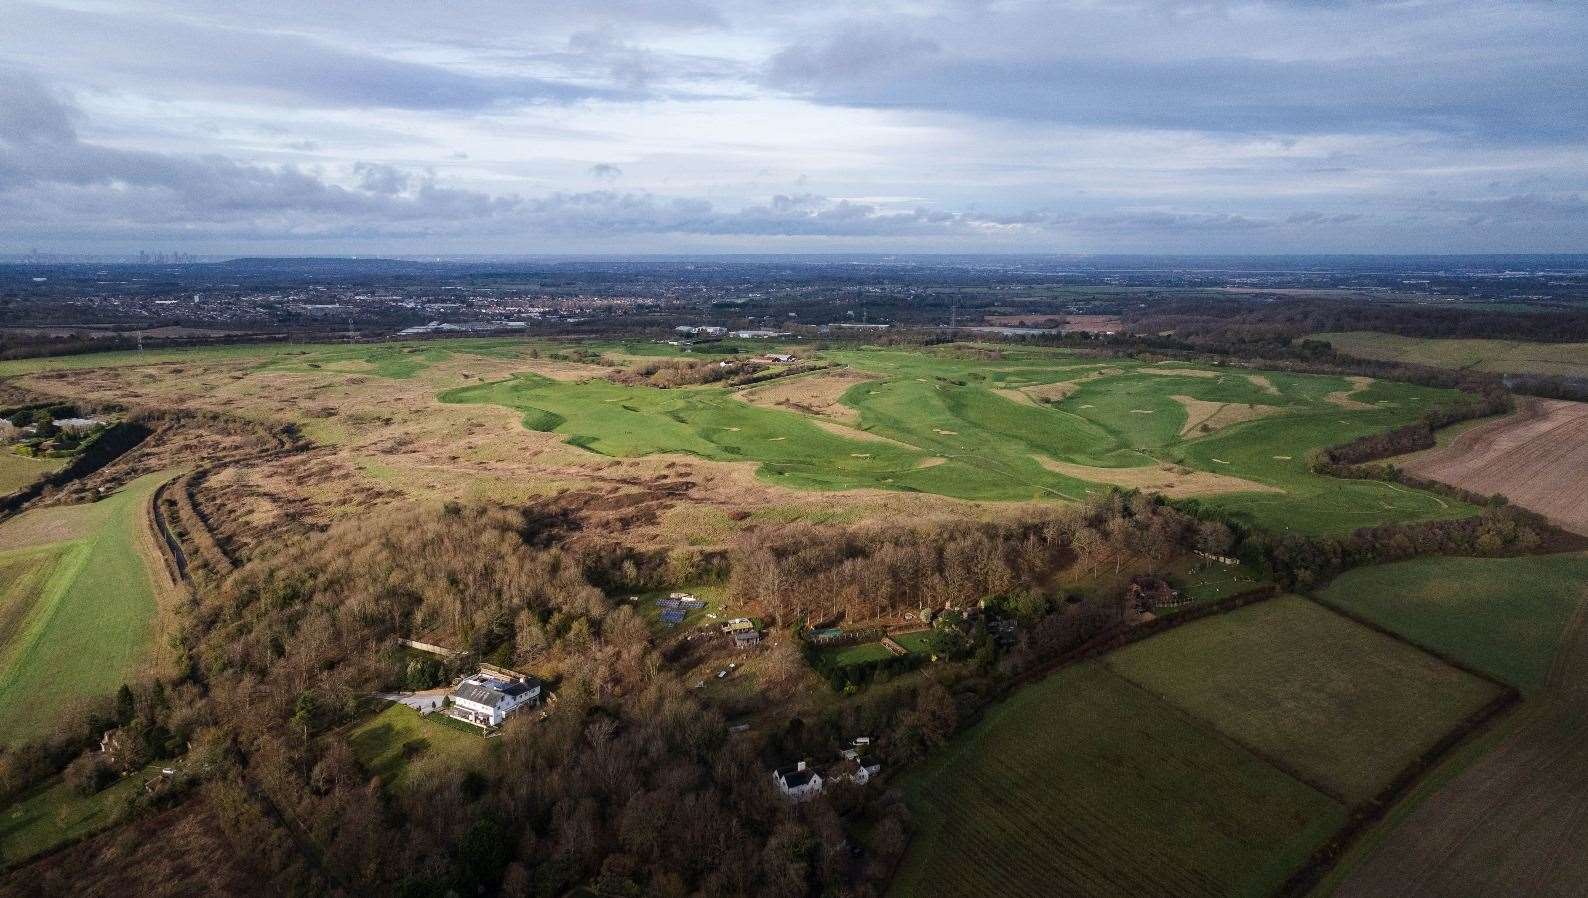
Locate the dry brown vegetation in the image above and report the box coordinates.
[733,368,876,422]
[1399,398,1588,535]
[1172,395,1283,436]
[1034,455,1282,498]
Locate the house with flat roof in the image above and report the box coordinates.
[448,672,542,728]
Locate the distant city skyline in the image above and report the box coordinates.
[2,0,1585,255]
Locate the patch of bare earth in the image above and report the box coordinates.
[1400,398,1588,535]
[1326,375,1377,410]
[1146,366,1219,378]
[733,368,877,423]
[1032,456,1281,497]
[1335,590,1588,898]
[1171,395,1283,437]
[1248,375,1281,396]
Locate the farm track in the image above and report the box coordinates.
[1401,398,1588,535]
[1333,590,1588,898]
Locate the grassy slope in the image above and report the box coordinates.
[348,702,491,790]
[892,663,1345,898]
[1316,553,1588,693]
[0,471,173,744]
[1106,595,1501,804]
[0,453,65,495]
[1314,332,1588,377]
[0,763,164,863]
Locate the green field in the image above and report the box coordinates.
[1317,553,1588,692]
[1316,332,1588,378]
[891,663,1346,898]
[0,471,173,744]
[441,344,1478,534]
[349,702,492,790]
[1106,595,1501,803]
[0,452,65,495]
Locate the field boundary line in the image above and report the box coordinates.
[1305,593,1517,691]
[1104,666,1352,806]
[1275,686,1519,898]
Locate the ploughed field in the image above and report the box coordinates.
[1315,331,1588,378]
[890,595,1499,898]
[0,471,175,744]
[1319,552,1588,898]
[1394,397,1588,535]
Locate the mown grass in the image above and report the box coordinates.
[0,471,173,744]
[1316,553,1588,693]
[891,663,1345,898]
[1106,595,1502,803]
[0,452,65,495]
[348,702,491,791]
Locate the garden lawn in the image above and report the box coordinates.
[0,452,65,495]
[349,702,492,791]
[891,663,1344,898]
[1105,595,1501,804]
[1316,553,1588,693]
[0,764,163,863]
[0,471,174,745]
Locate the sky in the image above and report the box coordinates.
[1,0,1585,255]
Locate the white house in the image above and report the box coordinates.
[447,672,542,728]
[773,761,824,801]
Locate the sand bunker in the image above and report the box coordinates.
[1034,456,1280,498]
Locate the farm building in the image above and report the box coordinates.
[723,617,761,648]
[447,671,542,728]
[772,761,824,801]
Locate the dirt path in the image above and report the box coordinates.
[1333,590,1588,898]
[1402,398,1588,535]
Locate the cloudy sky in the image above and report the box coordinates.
[1,0,1585,255]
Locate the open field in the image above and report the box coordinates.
[891,662,1345,898]
[0,453,65,495]
[5,339,1482,537]
[0,471,176,744]
[1318,553,1588,692]
[348,702,492,791]
[1394,397,1588,534]
[1330,574,1588,898]
[1316,331,1588,377]
[1106,596,1501,803]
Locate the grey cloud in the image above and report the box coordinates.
[5,4,635,111]
[589,163,624,181]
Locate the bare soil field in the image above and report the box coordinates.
[1332,589,1588,898]
[1399,398,1588,535]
